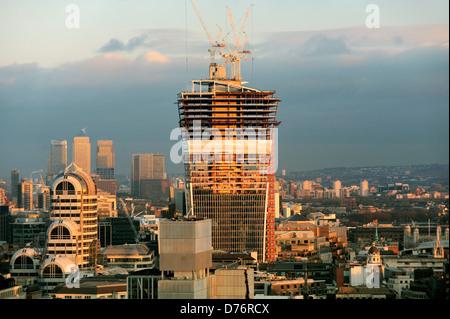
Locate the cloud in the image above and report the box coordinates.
[138,50,170,64]
[28,50,173,88]
[258,24,449,59]
[302,34,350,56]
[0,24,448,179]
[99,34,150,53]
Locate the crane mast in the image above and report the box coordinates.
[190,1,253,83]
[190,0,224,64]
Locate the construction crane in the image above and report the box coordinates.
[222,4,254,81]
[30,170,45,185]
[2,194,12,207]
[190,1,254,82]
[190,0,225,64]
[118,198,140,244]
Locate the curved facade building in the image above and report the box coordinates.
[9,248,41,286]
[40,256,78,291]
[48,163,98,269]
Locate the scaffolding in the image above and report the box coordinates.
[177,79,280,262]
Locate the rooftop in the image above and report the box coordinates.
[101,244,151,257]
[52,278,127,296]
[285,214,311,222]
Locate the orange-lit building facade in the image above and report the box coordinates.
[177,78,280,262]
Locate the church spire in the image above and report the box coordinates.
[374,221,380,244]
[433,225,444,258]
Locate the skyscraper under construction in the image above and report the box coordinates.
[177,3,280,262]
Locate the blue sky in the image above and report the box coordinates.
[0,0,448,181]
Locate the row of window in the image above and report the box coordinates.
[52,205,97,210]
[52,199,79,203]
[62,294,125,299]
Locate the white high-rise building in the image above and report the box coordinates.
[333,180,342,198]
[360,180,369,196]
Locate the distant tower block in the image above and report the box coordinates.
[360,180,369,196]
[96,140,115,179]
[73,136,91,174]
[50,140,68,175]
[334,180,342,199]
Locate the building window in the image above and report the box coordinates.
[50,225,71,240]
[55,181,76,195]
[42,264,64,278]
[14,255,35,270]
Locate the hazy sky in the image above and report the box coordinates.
[0,0,448,181]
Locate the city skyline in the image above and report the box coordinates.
[0,1,449,181]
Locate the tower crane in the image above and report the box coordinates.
[222,4,254,81]
[189,1,254,82]
[190,0,225,64]
[30,170,45,185]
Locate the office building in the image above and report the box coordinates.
[10,169,19,206]
[101,244,156,272]
[334,180,341,198]
[11,217,46,246]
[0,187,4,206]
[47,140,67,183]
[72,136,91,174]
[0,205,11,242]
[131,153,166,199]
[98,221,112,248]
[158,218,214,299]
[9,248,41,286]
[107,217,140,245]
[96,194,118,221]
[96,140,115,179]
[42,162,98,271]
[17,179,33,210]
[360,180,369,196]
[139,179,170,199]
[38,163,99,291]
[36,186,51,211]
[173,188,186,215]
[91,174,118,196]
[177,29,280,261]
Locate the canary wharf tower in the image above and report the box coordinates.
[177,4,280,262]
